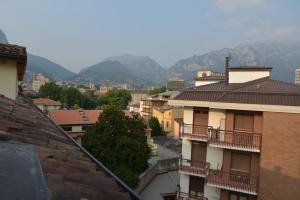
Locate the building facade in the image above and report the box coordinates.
[169,66,300,200]
[153,106,183,133]
[167,77,185,91]
[32,73,49,92]
[33,98,62,112]
[295,68,300,85]
[194,71,225,87]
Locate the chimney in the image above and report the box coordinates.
[225,56,230,83]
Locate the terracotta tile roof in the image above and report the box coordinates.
[0,43,27,80]
[33,98,62,106]
[0,95,139,200]
[48,109,133,125]
[175,77,300,106]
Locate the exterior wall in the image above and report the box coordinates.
[228,71,270,83]
[0,60,18,100]
[183,107,193,124]
[130,92,149,104]
[204,185,221,200]
[206,147,223,170]
[259,112,300,200]
[195,80,218,87]
[182,138,191,160]
[208,109,225,129]
[71,125,83,132]
[173,120,181,138]
[179,174,189,193]
[295,68,300,85]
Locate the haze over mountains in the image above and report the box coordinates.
[1,29,299,86]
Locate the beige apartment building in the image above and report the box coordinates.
[32,73,49,92]
[295,68,300,85]
[169,66,300,200]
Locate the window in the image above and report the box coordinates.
[231,152,251,173]
[62,126,72,131]
[166,121,169,128]
[230,192,249,200]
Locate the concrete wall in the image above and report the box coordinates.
[206,146,223,170]
[182,138,191,160]
[195,80,218,87]
[259,112,300,200]
[204,185,221,200]
[0,60,18,100]
[228,71,270,83]
[208,109,225,129]
[72,125,82,132]
[179,174,189,193]
[183,107,193,124]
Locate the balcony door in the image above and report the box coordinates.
[193,109,208,136]
[231,152,251,183]
[233,113,254,147]
[189,176,204,197]
[191,142,207,168]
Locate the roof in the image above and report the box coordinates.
[129,102,140,108]
[174,77,300,106]
[0,95,139,200]
[33,98,62,106]
[153,106,172,113]
[48,109,133,125]
[194,75,225,81]
[228,66,272,71]
[0,43,27,80]
[150,91,180,100]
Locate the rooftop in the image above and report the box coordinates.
[48,109,132,125]
[175,77,300,106]
[33,98,62,106]
[0,95,139,200]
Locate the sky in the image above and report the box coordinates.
[0,0,299,72]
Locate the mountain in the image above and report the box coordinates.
[0,30,8,43]
[24,54,75,82]
[0,29,75,82]
[105,54,167,85]
[169,41,300,83]
[73,60,148,88]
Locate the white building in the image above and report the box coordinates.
[32,73,49,92]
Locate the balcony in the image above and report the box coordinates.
[208,129,262,152]
[180,124,211,141]
[178,158,210,177]
[176,192,208,200]
[207,170,258,195]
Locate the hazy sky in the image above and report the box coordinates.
[1,0,299,72]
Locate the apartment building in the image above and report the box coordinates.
[129,90,149,105]
[153,106,183,133]
[140,91,179,121]
[169,66,300,200]
[194,71,225,87]
[295,68,300,85]
[167,77,185,91]
[32,73,49,92]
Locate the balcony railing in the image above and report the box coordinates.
[176,192,208,200]
[179,158,210,177]
[208,129,262,152]
[207,170,258,195]
[180,124,211,141]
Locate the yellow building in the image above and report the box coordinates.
[152,106,183,133]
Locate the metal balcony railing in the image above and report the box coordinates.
[176,192,208,200]
[178,158,210,177]
[207,170,258,195]
[208,129,262,152]
[180,124,211,141]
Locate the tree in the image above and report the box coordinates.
[148,117,163,136]
[38,82,62,101]
[98,89,132,109]
[148,86,167,96]
[83,105,150,188]
[60,87,97,109]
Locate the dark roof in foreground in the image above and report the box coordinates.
[0,95,139,200]
[174,77,300,106]
[0,43,27,60]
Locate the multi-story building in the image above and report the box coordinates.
[167,77,185,91]
[140,91,179,121]
[32,73,49,92]
[129,90,149,105]
[153,106,183,133]
[169,66,300,200]
[195,70,225,86]
[33,98,62,112]
[295,68,300,85]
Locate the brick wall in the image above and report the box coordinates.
[259,112,300,200]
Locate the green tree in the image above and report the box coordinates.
[148,117,163,136]
[98,89,132,109]
[83,105,150,188]
[38,82,62,101]
[148,86,167,96]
